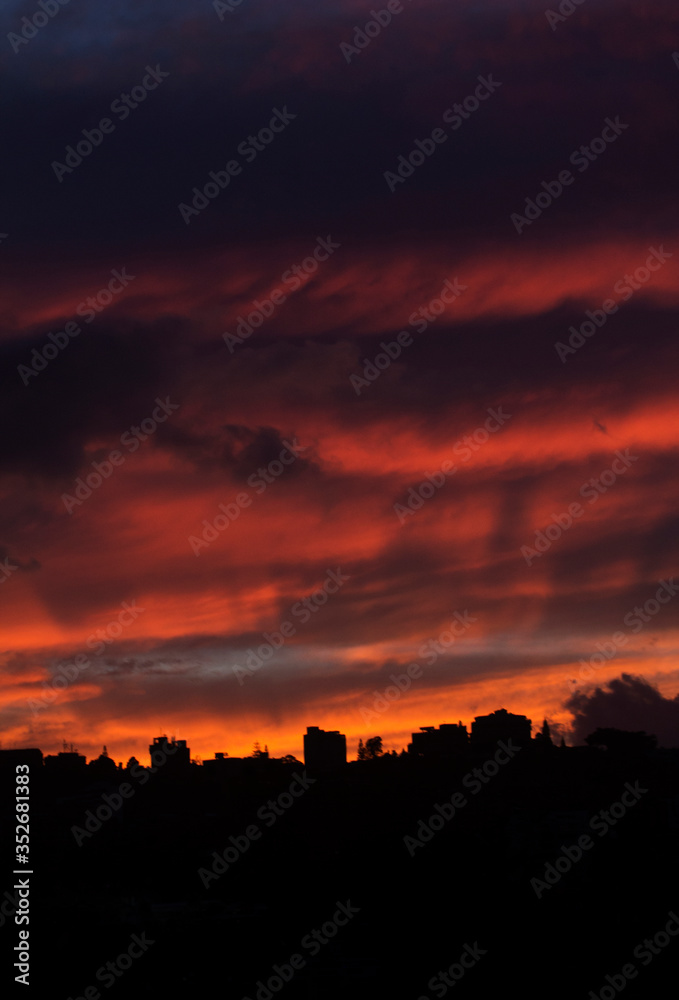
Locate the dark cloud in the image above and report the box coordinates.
[2,0,677,250]
[0,545,40,574]
[565,673,679,747]
[0,315,190,478]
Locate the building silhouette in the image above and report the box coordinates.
[149,735,191,770]
[203,752,246,777]
[88,745,119,777]
[408,722,468,757]
[303,726,346,770]
[0,747,43,771]
[470,708,532,750]
[44,747,87,773]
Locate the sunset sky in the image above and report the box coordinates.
[2,0,679,763]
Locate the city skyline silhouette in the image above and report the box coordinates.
[3,0,678,996]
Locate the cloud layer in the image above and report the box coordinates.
[1,0,678,761]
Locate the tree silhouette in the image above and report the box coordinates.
[365,736,383,759]
[534,719,554,748]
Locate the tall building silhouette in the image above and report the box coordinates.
[149,735,191,770]
[303,726,346,770]
[470,708,532,750]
